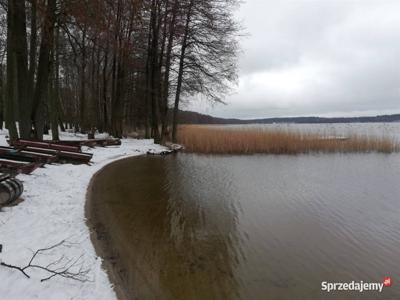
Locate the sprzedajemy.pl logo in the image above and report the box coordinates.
[321,277,392,293]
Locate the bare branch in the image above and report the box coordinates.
[0,240,90,283]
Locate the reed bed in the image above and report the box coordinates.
[177,125,400,154]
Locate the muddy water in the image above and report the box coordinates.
[90,154,400,300]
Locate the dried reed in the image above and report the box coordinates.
[177,125,399,154]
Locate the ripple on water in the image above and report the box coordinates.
[92,153,400,300]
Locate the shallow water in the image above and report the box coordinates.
[93,153,400,300]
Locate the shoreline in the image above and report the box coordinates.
[0,130,167,300]
[85,156,168,300]
[85,158,133,300]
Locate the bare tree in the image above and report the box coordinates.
[172,0,240,142]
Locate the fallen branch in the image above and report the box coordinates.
[0,240,90,282]
[1,261,30,278]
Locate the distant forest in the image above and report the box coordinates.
[178,110,400,125]
[0,0,240,143]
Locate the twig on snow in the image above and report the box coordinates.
[0,240,90,282]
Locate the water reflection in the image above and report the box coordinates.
[92,153,400,300]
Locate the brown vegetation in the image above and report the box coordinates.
[177,125,400,154]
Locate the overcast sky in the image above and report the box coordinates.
[186,0,400,119]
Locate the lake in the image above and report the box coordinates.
[90,124,400,300]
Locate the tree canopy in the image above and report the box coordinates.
[0,0,240,142]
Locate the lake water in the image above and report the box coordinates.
[92,123,400,300]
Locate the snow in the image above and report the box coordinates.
[0,130,167,300]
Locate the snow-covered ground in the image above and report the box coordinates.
[0,130,167,300]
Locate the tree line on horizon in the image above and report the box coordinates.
[177,110,400,125]
[0,0,240,143]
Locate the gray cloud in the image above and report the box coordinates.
[187,0,400,119]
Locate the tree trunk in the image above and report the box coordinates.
[13,0,30,138]
[149,0,161,144]
[28,0,37,95]
[49,27,60,140]
[172,0,193,143]
[54,26,64,133]
[111,57,124,138]
[49,77,59,140]
[144,29,151,139]
[79,28,87,132]
[160,0,178,144]
[27,0,37,134]
[95,43,102,131]
[102,48,109,133]
[0,64,4,130]
[5,0,19,140]
[31,0,57,140]
[110,44,120,137]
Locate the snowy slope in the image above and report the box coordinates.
[0,130,166,300]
